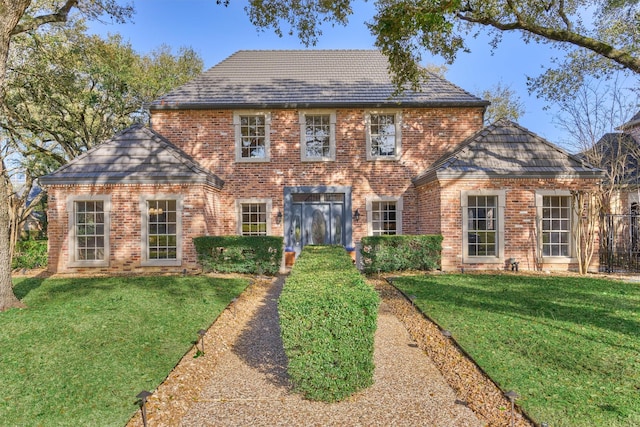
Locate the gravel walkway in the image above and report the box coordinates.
[127,275,528,426]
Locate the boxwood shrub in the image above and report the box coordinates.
[279,245,379,402]
[193,236,283,276]
[360,235,443,274]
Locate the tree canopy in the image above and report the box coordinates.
[246,0,640,95]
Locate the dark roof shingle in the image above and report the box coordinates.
[413,119,604,185]
[150,50,488,110]
[39,124,223,187]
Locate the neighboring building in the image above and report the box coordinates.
[40,50,604,274]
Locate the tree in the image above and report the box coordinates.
[0,1,133,311]
[245,0,640,93]
[479,82,525,124]
[1,22,203,280]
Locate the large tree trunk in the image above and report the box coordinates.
[0,0,31,311]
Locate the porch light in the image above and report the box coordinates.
[276,211,283,224]
[353,208,361,222]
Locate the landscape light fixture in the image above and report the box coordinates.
[504,390,519,427]
[353,208,361,222]
[197,329,207,354]
[136,390,152,427]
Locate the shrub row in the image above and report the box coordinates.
[360,235,443,274]
[193,236,283,276]
[12,240,48,270]
[279,245,380,402]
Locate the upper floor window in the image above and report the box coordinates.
[234,111,271,162]
[300,111,336,161]
[367,197,403,235]
[366,110,402,160]
[68,195,111,267]
[461,191,505,263]
[141,196,182,266]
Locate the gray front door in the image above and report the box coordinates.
[301,203,344,246]
[284,186,353,256]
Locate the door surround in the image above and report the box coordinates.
[283,186,353,252]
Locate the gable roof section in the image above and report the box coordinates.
[413,119,604,186]
[618,111,640,130]
[39,124,224,188]
[580,132,639,185]
[150,50,488,110]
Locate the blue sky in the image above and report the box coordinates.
[88,0,571,148]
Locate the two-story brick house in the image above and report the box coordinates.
[40,50,603,274]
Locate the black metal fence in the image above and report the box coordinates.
[600,214,640,272]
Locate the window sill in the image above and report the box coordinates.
[141,259,182,267]
[236,157,270,163]
[540,256,577,264]
[69,260,109,268]
[463,256,503,264]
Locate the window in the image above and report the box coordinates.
[234,111,271,162]
[300,111,336,161]
[68,195,110,267]
[141,196,182,266]
[366,111,402,160]
[367,197,403,235]
[237,199,272,236]
[461,191,505,263]
[541,195,572,257]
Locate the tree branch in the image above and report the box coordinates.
[456,12,640,73]
[10,0,79,35]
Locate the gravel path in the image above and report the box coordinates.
[127,274,531,427]
[179,276,481,427]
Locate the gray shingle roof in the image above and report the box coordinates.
[150,50,488,110]
[413,119,604,185]
[619,111,640,130]
[580,132,639,185]
[39,124,223,187]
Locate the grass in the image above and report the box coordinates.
[392,273,640,427]
[0,275,248,426]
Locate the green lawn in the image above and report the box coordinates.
[0,275,248,426]
[392,274,640,427]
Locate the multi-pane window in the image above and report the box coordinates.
[542,196,571,257]
[239,115,266,158]
[147,200,177,260]
[75,200,105,261]
[369,113,398,158]
[371,201,398,235]
[467,196,497,256]
[304,114,331,159]
[241,203,267,236]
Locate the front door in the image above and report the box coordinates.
[286,189,349,255]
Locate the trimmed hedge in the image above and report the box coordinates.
[193,236,283,276]
[12,240,48,269]
[279,245,379,402]
[360,235,443,274]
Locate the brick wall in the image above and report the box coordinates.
[431,177,601,272]
[46,183,220,275]
[151,107,485,242]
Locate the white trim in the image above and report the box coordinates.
[67,195,111,268]
[366,196,403,235]
[365,110,402,161]
[236,198,273,236]
[299,110,336,162]
[535,190,577,263]
[461,190,506,264]
[234,111,271,162]
[140,195,183,267]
